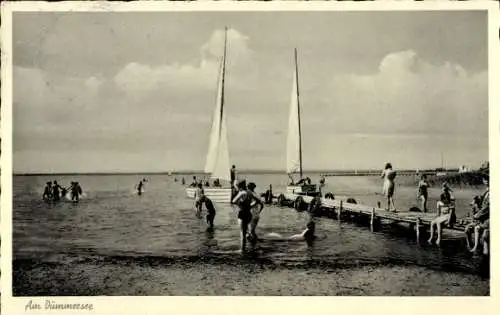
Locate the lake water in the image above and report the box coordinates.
[12,174,489,296]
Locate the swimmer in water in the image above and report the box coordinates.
[137,180,144,195]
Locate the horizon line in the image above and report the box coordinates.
[13,167,468,176]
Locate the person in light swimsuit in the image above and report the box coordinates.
[246,182,264,244]
[381,162,397,212]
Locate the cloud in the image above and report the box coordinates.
[310,50,487,137]
[113,28,252,95]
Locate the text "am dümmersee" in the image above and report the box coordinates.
[25,300,94,311]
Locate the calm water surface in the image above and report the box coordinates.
[13,174,486,275]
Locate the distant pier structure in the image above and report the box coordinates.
[321,169,460,177]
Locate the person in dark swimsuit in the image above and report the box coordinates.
[52,181,61,201]
[42,182,53,201]
[201,195,216,231]
[232,180,260,253]
[417,174,429,212]
[137,180,144,195]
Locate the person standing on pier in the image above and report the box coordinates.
[417,174,429,212]
[381,162,397,212]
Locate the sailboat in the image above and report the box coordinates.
[285,49,320,197]
[185,28,233,203]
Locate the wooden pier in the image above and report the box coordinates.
[277,193,468,243]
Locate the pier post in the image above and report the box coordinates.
[338,200,343,222]
[415,218,421,243]
[370,208,376,232]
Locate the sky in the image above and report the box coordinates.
[12,11,488,173]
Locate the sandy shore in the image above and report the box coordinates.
[13,260,489,296]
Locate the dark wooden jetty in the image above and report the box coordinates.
[277,193,468,243]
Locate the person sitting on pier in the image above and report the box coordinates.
[427,185,456,246]
[465,177,489,254]
[436,183,453,216]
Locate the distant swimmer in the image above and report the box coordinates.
[181,177,186,185]
[70,182,83,202]
[42,181,53,201]
[200,195,216,231]
[137,180,144,196]
[381,162,397,212]
[52,181,61,201]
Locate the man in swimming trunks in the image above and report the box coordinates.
[200,195,216,231]
[230,165,236,183]
[232,180,261,253]
[246,182,264,243]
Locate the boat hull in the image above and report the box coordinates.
[286,184,320,196]
[185,187,233,203]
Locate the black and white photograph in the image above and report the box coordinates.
[1,1,498,310]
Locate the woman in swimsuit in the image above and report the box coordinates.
[417,174,429,212]
[381,162,397,212]
[232,180,260,253]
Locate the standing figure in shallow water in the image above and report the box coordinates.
[42,182,53,201]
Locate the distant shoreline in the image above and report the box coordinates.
[12,168,474,177]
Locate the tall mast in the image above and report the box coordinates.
[294,48,303,178]
[219,27,227,138]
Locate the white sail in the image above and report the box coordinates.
[286,56,301,175]
[203,32,231,182]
